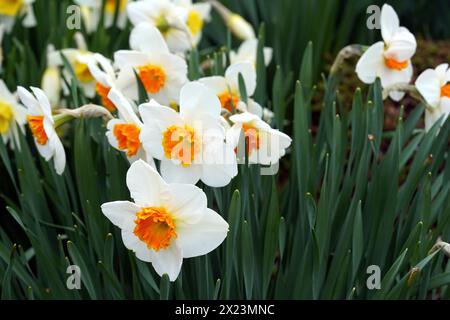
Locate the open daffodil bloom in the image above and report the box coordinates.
[355,4,416,101]
[101,160,229,281]
[115,23,188,105]
[139,82,237,187]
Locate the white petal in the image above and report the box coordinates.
[129,23,169,54]
[381,4,400,43]
[160,159,202,184]
[51,134,66,175]
[179,82,221,120]
[114,50,150,69]
[108,89,141,124]
[126,159,168,207]
[225,62,257,96]
[198,76,228,95]
[17,86,41,115]
[165,183,207,224]
[384,27,416,61]
[121,229,153,262]
[177,208,228,258]
[150,244,183,281]
[201,142,237,187]
[355,42,385,84]
[101,201,140,231]
[415,69,441,108]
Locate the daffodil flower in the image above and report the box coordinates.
[415,64,450,131]
[74,0,129,31]
[0,0,36,33]
[48,36,97,99]
[199,62,256,113]
[230,38,273,67]
[227,109,291,165]
[17,86,66,175]
[115,22,188,105]
[87,53,118,112]
[105,89,154,166]
[173,0,211,47]
[139,82,238,187]
[0,80,27,149]
[355,4,416,101]
[101,159,229,281]
[127,0,192,54]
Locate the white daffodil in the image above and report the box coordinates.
[227,109,291,165]
[172,0,211,47]
[127,0,192,54]
[355,4,416,101]
[230,38,273,67]
[415,64,450,131]
[139,82,237,187]
[105,89,153,166]
[74,0,129,32]
[0,0,36,33]
[101,159,229,281]
[0,80,27,149]
[199,62,256,113]
[88,53,118,112]
[115,22,188,105]
[41,45,62,108]
[17,86,66,175]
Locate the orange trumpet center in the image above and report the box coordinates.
[218,91,239,112]
[162,124,201,167]
[441,84,450,98]
[27,115,48,145]
[133,207,177,251]
[138,65,166,94]
[235,123,260,156]
[384,57,409,71]
[113,123,141,157]
[96,83,116,112]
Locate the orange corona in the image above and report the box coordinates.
[27,115,48,145]
[113,123,141,157]
[218,92,239,112]
[133,207,177,251]
[441,84,450,98]
[95,83,115,112]
[138,65,166,94]
[384,57,408,71]
[162,125,200,167]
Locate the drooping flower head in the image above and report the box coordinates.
[0,80,27,149]
[139,82,237,187]
[127,0,192,54]
[115,22,188,105]
[88,53,118,112]
[415,64,450,131]
[17,86,66,175]
[101,160,229,281]
[356,4,417,101]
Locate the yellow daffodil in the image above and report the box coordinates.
[0,80,27,149]
[173,0,211,46]
[74,0,129,32]
[0,0,36,33]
